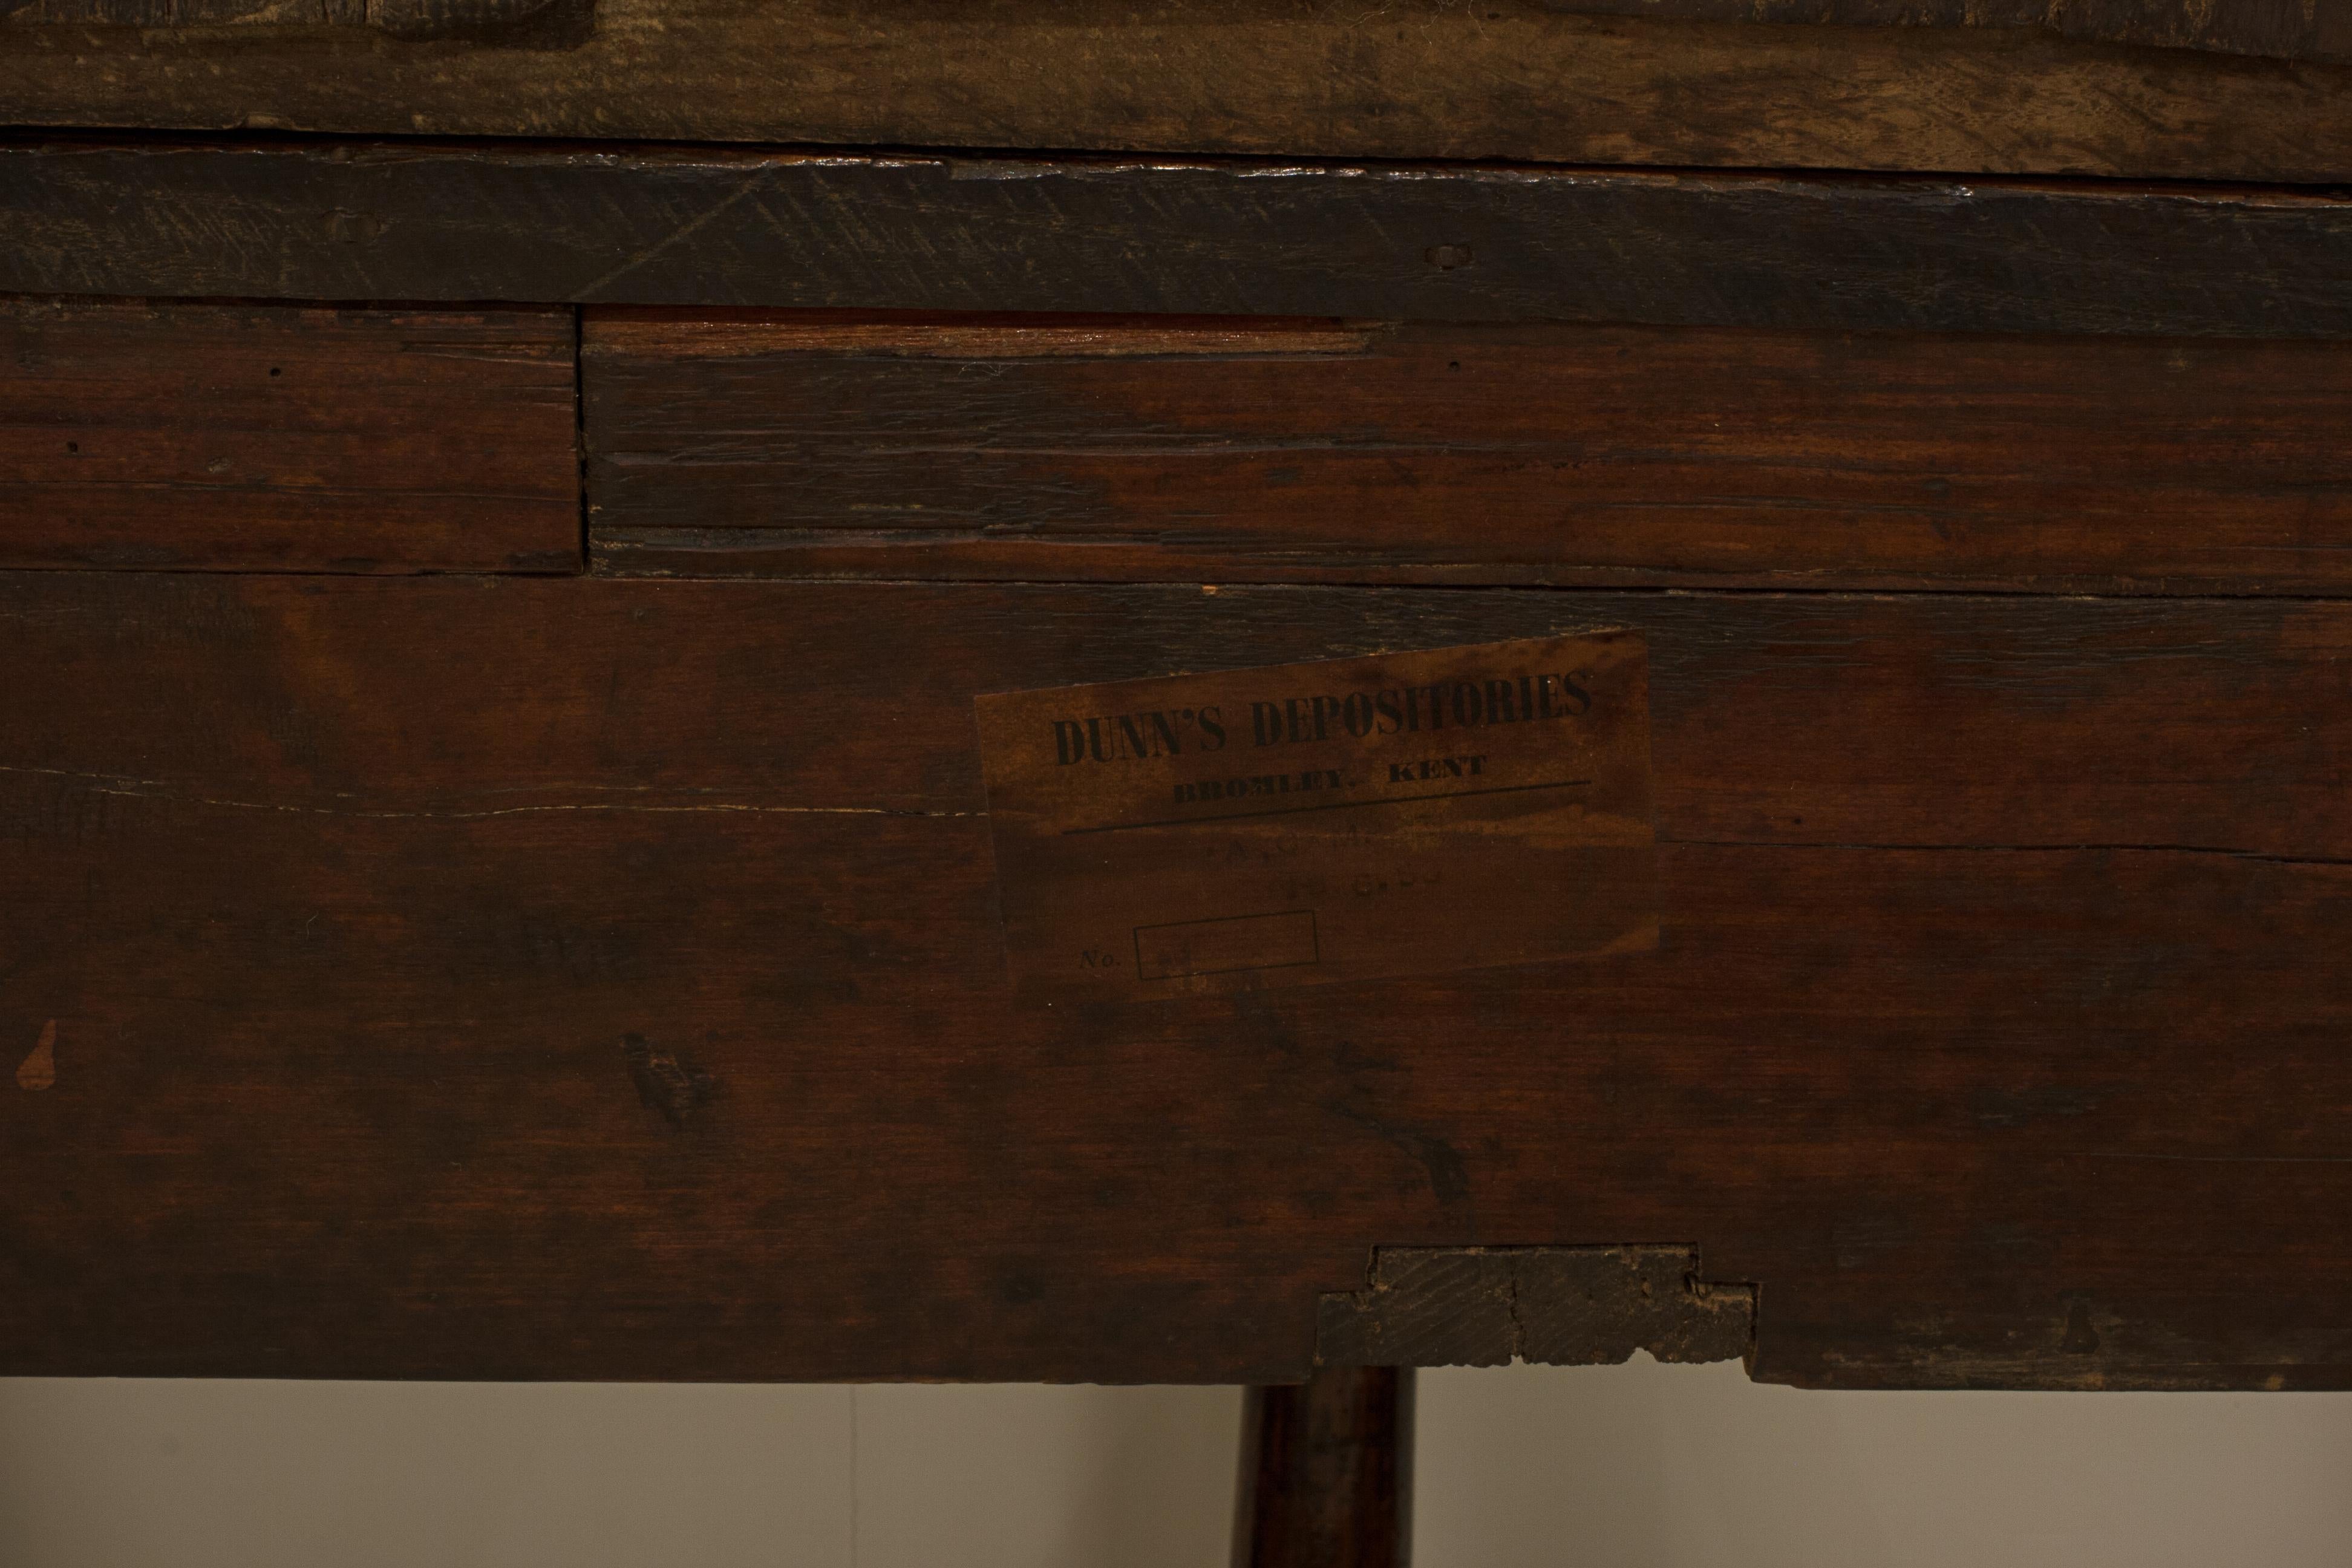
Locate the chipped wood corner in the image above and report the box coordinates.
[15,1019,56,1091]
[1315,1246,1756,1372]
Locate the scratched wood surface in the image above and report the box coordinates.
[5,1,2352,182]
[7,146,2352,338]
[0,300,581,573]
[584,313,2352,593]
[1,573,2346,1388]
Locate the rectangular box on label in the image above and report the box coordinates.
[1135,910,1320,981]
[975,630,1658,1003]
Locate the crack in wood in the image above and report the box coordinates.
[0,763,973,822]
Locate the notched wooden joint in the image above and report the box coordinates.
[621,1032,716,1126]
[1315,1246,1754,1370]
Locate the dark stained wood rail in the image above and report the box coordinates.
[1549,0,2352,63]
[5,0,2352,182]
[4,145,2352,337]
[0,0,592,44]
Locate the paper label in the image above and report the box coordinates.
[976,631,1656,1002]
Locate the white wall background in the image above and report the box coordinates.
[4,1361,2349,1566]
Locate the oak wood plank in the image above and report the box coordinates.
[584,314,2352,593]
[0,300,581,573]
[4,1,2352,182]
[7,146,2352,337]
[1,575,2347,1388]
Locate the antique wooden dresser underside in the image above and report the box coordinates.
[1,0,2349,1391]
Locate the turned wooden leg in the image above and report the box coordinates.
[1232,1365,1414,1567]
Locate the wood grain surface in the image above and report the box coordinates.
[1234,1367,1411,1568]
[4,1,2352,182]
[0,0,593,44]
[8,145,2352,336]
[585,314,2352,593]
[1,573,2346,1389]
[0,300,581,572]
[1548,0,2352,62]
[1315,1247,1754,1368]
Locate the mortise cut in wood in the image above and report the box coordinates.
[0,299,582,574]
[584,314,2352,595]
[1316,1247,1755,1370]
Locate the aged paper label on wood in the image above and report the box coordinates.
[976,631,1655,1003]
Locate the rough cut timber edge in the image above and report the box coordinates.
[1315,1247,1757,1370]
[6,143,2352,338]
[5,2,2352,185]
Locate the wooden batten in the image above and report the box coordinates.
[2,146,2350,337]
[2,1,2351,183]
[584,313,2352,593]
